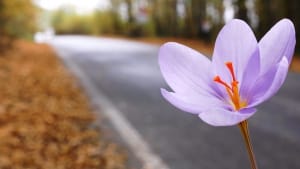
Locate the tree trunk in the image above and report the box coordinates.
[234,0,249,23]
[184,0,206,38]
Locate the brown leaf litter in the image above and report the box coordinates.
[0,40,128,169]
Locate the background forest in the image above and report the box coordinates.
[1,0,300,51]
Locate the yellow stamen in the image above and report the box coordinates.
[214,62,246,111]
[215,63,257,169]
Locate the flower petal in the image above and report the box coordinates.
[239,48,260,100]
[161,88,227,115]
[248,57,289,107]
[199,107,256,126]
[158,42,216,97]
[212,19,258,83]
[259,19,296,74]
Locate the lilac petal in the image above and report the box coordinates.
[259,19,296,75]
[161,88,227,115]
[159,42,216,97]
[248,57,289,107]
[199,107,256,126]
[212,19,258,83]
[239,48,260,100]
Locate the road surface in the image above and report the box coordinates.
[49,36,300,169]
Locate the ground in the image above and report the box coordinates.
[0,40,128,169]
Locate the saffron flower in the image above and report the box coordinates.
[159,19,295,126]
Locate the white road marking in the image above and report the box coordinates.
[52,46,171,169]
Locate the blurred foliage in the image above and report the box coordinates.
[48,0,299,51]
[51,8,95,35]
[49,0,224,40]
[51,7,126,35]
[93,10,125,35]
[0,0,37,49]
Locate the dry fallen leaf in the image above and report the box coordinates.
[0,40,128,169]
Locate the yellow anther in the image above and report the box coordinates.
[214,62,247,111]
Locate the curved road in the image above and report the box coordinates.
[49,36,300,169]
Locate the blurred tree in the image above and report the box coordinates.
[255,0,277,38]
[0,1,5,46]
[46,0,299,53]
[206,0,224,42]
[183,0,206,38]
[166,0,178,36]
[282,0,300,52]
[124,0,139,36]
[234,0,249,23]
[109,0,124,34]
[93,10,124,35]
[150,0,162,35]
[151,0,178,36]
[0,0,37,49]
[255,0,300,52]
[51,7,95,35]
[51,8,68,34]
[125,0,134,24]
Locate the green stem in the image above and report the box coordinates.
[238,120,258,169]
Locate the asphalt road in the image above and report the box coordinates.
[49,36,300,169]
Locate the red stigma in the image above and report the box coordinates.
[226,62,236,82]
[214,61,244,110]
[214,76,231,90]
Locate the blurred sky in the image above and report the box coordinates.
[34,0,110,13]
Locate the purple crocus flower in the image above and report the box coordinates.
[159,19,296,126]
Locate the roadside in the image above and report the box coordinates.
[0,40,128,169]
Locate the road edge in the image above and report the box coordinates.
[51,45,171,169]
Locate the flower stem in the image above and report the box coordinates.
[238,120,258,169]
